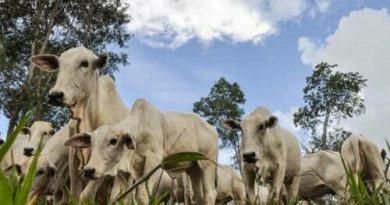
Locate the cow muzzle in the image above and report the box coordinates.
[242,152,257,163]
[83,168,97,180]
[24,147,34,157]
[48,91,65,106]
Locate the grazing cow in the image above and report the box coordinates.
[31,122,72,202]
[31,47,131,200]
[299,151,347,201]
[216,165,246,205]
[341,134,387,190]
[222,106,301,203]
[2,121,55,175]
[65,99,218,205]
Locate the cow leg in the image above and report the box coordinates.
[187,164,205,205]
[136,155,161,205]
[269,162,286,202]
[80,178,104,201]
[69,148,82,199]
[110,172,131,202]
[288,174,300,201]
[201,161,217,205]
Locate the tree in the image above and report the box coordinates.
[0,0,131,135]
[193,77,245,168]
[293,62,367,152]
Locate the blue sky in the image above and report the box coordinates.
[2,0,390,164]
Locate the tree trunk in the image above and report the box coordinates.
[6,109,20,137]
[321,110,330,150]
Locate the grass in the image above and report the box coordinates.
[1,113,390,205]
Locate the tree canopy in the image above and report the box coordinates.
[193,77,245,167]
[293,62,367,152]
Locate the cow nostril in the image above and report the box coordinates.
[47,91,64,106]
[24,147,34,157]
[48,167,56,177]
[83,168,96,178]
[242,152,257,163]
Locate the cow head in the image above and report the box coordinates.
[23,121,55,157]
[65,125,135,180]
[30,47,109,109]
[221,107,278,165]
[32,158,57,196]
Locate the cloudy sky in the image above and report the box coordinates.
[1,0,390,164]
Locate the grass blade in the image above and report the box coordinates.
[15,132,44,205]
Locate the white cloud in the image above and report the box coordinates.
[126,0,323,49]
[298,8,390,148]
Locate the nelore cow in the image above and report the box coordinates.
[65,99,218,205]
[299,151,347,201]
[31,121,73,203]
[222,106,300,203]
[2,121,55,175]
[341,134,388,191]
[31,47,131,200]
[215,165,246,205]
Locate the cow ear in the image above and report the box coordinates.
[265,116,278,128]
[121,133,135,150]
[65,133,91,148]
[30,54,59,72]
[21,127,31,135]
[381,149,387,161]
[93,53,109,70]
[221,120,241,131]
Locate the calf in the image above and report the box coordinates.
[341,134,387,190]
[222,106,300,203]
[65,99,218,205]
[31,122,72,202]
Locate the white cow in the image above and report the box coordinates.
[31,47,131,200]
[2,121,55,175]
[216,165,246,205]
[31,121,72,202]
[341,134,388,190]
[65,99,219,205]
[222,106,301,203]
[299,151,347,201]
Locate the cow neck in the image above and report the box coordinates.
[71,76,130,134]
[71,76,101,133]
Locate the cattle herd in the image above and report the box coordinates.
[0,47,389,205]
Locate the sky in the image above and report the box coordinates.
[1,0,390,165]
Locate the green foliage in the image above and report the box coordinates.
[0,0,131,135]
[193,77,245,167]
[294,62,367,152]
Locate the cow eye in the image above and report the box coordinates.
[36,169,44,176]
[109,138,117,146]
[80,60,89,67]
[258,124,265,131]
[43,131,47,135]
